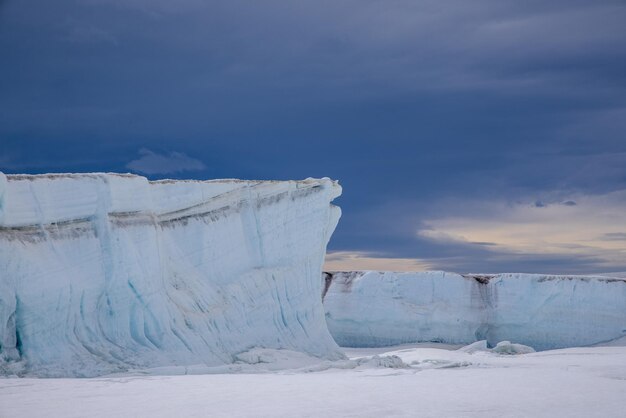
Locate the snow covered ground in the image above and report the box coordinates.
[2,342,626,418]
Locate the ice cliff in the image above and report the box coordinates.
[0,172,343,377]
[323,271,626,350]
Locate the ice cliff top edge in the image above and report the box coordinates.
[0,172,341,228]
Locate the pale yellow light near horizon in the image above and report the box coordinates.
[324,251,431,272]
[324,189,626,272]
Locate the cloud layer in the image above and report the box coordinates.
[2,0,625,273]
[126,149,206,174]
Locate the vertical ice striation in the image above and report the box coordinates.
[323,271,626,350]
[323,271,485,347]
[0,172,6,222]
[0,173,343,377]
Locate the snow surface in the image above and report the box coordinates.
[2,343,626,418]
[0,173,343,377]
[323,271,626,350]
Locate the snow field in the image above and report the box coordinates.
[2,342,625,418]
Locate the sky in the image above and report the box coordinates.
[1,0,626,274]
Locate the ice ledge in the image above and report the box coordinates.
[323,271,626,350]
[0,172,342,377]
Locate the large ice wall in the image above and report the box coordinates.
[323,271,626,350]
[0,172,343,377]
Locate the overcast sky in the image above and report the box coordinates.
[1,0,626,273]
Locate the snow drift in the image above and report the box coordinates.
[0,172,343,377]
[323,271,626,350]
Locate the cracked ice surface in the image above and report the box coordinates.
[323,271,626,350]
[0,172,343,377]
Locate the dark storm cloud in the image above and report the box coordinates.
[1,0,625,272]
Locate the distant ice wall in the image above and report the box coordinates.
[323,271,626,350]
[0,173,343,377]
